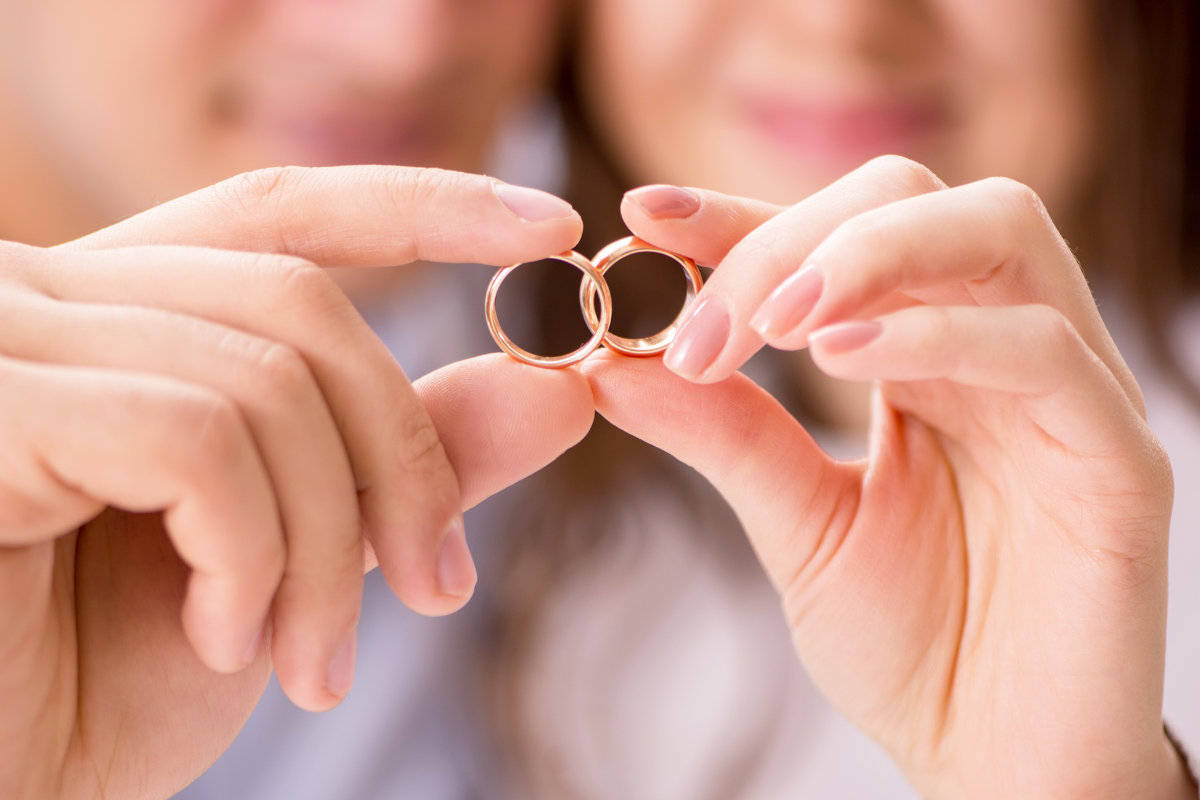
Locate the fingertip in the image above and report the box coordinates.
[661,297,733,384]
[622,185,703,222]
[266,621,358,713]
[436,517,477,599]
[620,187,784,268]
[494,182,576,224]
[579,349,691,410]
[491,180,583,258]
[749,265,824,344]
[325,627,357,699]
[181,575,273,675]
[416,354,596,510]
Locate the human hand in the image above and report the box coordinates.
[0,167,595,800]
[583,157,1193,799]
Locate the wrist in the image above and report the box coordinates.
[1162,725,1200,800]
[910,726,1200,800]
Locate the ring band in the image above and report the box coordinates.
[485,251,612,369]
[485,238,701,368]
[580,236,703,357]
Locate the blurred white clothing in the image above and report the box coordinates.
[174,103,1200,799]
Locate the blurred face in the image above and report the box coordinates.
[580,0,1097,215]
[0,0,562,240]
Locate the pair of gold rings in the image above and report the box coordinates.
[485,236,703,368]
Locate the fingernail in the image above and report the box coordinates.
[750,265,824,338]
[436,518,477,598]
[625,185,701,219]
[494,182,575,222]
[326,628,357,698]
[663,297,730,379]
[241,620,265,667]
[808,321,883,354]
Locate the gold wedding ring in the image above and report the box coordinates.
[485,236,703,368]
[485,251,612,368]
[581,236,703,357]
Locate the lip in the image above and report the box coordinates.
[246,104,448,167]
[742,95,949,174]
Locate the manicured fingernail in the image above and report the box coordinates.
[750,265,824,338]
[436,518,477,598]
[664,297,730,379]
[326,628,357,698]
[241,620,265,667]
[494,182,575,222]
[808,321,883,354]
[625,185,701,219]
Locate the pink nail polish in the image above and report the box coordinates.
[494,183,575,222]
[808,321,883,355]
[625,185,701,219]
[326,628,357,698]
[436,518,477,598]
[750,266,824,338]
[663,297,730,379]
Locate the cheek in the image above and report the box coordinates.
[588,0,712,77]
[582,0,726,183]
[934,0,1097,211]
[1,0,247,209]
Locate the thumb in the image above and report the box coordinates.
[578,350,857,594]
[416,354,596,511]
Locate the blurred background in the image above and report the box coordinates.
[2,1,1199,798]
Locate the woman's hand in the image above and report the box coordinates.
[583,156,1193,799]
[0,166,596,800]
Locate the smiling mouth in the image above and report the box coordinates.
[743,96,949,173]
[250,108,447,167]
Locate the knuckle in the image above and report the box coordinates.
[247,250,316,291]
[221,166,308,211]
[1027,304,1076,344]
[174,389,250,474]
[392,166,456,207]
[260,257,346,321]
[211,167,312,253]
[244,340,314,406]
[825,207,899,271]
[734,232,793,282]
[864,154,945,195]
[838,207,891,251]
[249,250,314,278]
[928,305,957,343]
[398,411,449,478]
[380,167,460,256]
[984,177,1047,219]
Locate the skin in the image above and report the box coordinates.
[0,1,584,798]
[580,0,1096,214]
[0,166,596,800]
[0,1,1190,800]
[0,0,563,246]
[577,0,1196,797]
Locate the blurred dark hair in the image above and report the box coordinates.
[486,1,1200,794]
[1088,0,1200,399]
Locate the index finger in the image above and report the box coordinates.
[637,156,946,383]
[63,166,583,268]
[620,185,785,267]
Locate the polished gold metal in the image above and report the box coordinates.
[580,236,703,356]
[485,251,612,369]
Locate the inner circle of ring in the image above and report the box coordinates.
[485,251,613,369]
[579,236,704,356]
